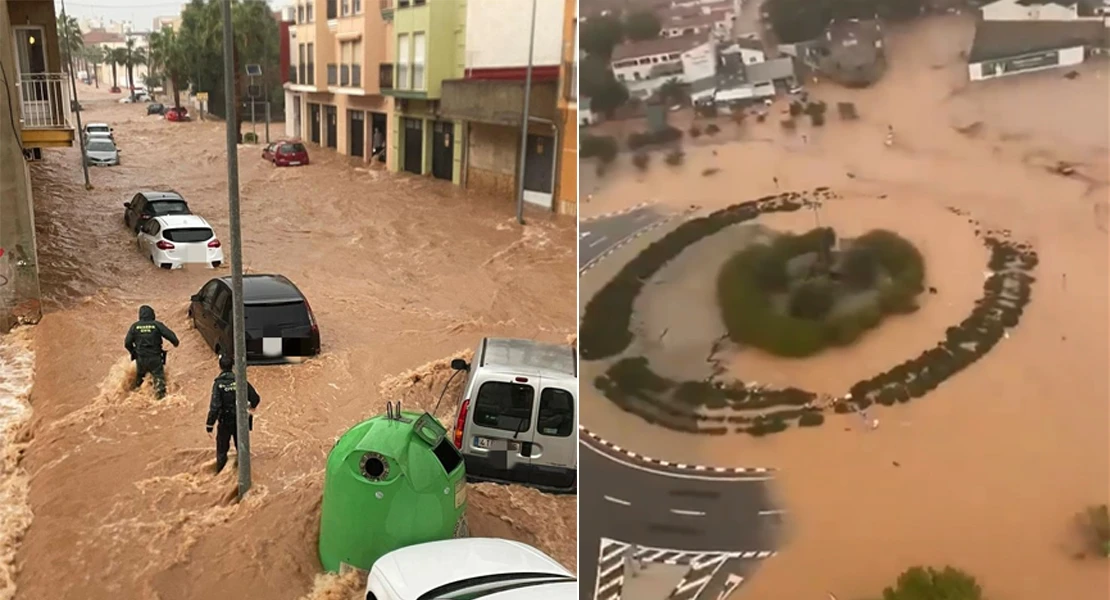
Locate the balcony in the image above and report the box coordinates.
[379,63,393,90]
[17,73,75,148]
[380,0,394,19]
[440,79,557,126]
[327,63,338,86]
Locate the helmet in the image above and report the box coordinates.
[219,354,234,371]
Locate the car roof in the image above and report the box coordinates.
[217,274,304,303]
[153,214,211,229]
[477,338,577,380]
[140,191,186,202]
[370,538,571,599]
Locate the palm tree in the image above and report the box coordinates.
[151,27,187,108]
[107,47,127,90]
[57,15,83,73]
[122,38,147,98]
[657,78,688,106]
[85,45,105,88]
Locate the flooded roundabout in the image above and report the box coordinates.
[4,87,576,600]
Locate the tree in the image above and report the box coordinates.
[84,45,105,87]
[149,28,188,107]
[623,11,661,41]
[580,55,628,117]
[107,47,127,89]
[57,15,83,73]
[875,566,984,600]
[765,0,925,43]
[122,38,147,98]
[581,14,623,59]
[656,78,687,106]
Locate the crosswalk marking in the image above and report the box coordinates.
[595,538,629,600]
[594,539,776,600]
[669,554,730,600]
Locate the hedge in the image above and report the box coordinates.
[581,134,619,163]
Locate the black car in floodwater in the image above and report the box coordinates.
[147,103,165,115]
[188,274,321,364]
[123,191,191,232]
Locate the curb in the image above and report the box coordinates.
[580,202,650,224]
[579,425,774,475]
[579,205,698,275]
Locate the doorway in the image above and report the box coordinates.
[403,117,423,174]
[522,133,555,209]
[325,105,337,149]
[370,112,386,163]
[431,120,454,181]
[349,110,364,158]
[309,103,320,144]
[292,97,301,139]
[13,26,47,105]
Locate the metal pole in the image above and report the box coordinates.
[514,0,538,226]
[59,0,91,189]
[265,101,271,144]
[221,0,251,500]
[251,100,257,140]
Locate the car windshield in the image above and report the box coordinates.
[162,227,213,243]
[281,143,306,153]
[149,200,190,215]
[87,126,109,133]
[87,141,116,152]
[244,302,310,328]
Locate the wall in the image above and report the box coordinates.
[464,0,564,69]
[554,0,576,216]
[8,0,62,72]
[968,45,1085,80]
[466,122,518,198]
[0,1,43,330]
[681,42,716,82]
[981,0,1079,20]
[612,51,684,82]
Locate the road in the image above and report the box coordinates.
[579,205,669,269]
[579,438,781,600]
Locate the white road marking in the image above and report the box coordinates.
[758,509,785,516]
[589,235,608,248]
[718,574,745,599]
[670,508,707,517]
[604,495,631,506]
[580,231,592,239]
[581,441,774,482]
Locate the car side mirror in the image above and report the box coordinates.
[450,358,469,371]
[190,294,201,302]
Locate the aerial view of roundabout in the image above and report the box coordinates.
[578,189,1062,600]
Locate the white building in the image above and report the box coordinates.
[660,0,736,39]
[580,97,596,126]
[721,38,766,64]
[462,0,564,73]
[979,0,1106,21]
[610,35,708,83]
[967,20,1106,80]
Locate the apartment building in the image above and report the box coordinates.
[2,0,74,330]
[285,0,393,162]
[381,0,465,182]
[556,0,577,216]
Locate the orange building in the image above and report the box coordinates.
[555,0,577,216]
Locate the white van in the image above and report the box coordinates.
[365,538,575,600]
[448,338,577,493]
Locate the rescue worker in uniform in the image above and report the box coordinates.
[124,305,180,399]
[206,355,261,474]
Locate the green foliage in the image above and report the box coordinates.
[665,149,685,166]
[689,125,702,138]
[243,132,258,143]
[581,55,629,116]
[657,78,687,106]
[789,101,805,117]
[581,134,619,164]
[581,14,624,58]
[1079,504,1110,557]
[811,112,826,126]
[624,11,662,41]
[57,15,83,69]
[789,279,837,320]
[632,152,650,171]
[840,245,880,290]
[798,411,824,427]
[706,123,720,136]
[628,127,683,150]
[765,0,925,44]
[878,566,984,600]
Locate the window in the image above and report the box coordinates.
[297,4,304,22]
[412,32,426,91]
[306,1,314,21]
[141,220,159,235]
[341,0,349,16]
[353,0,361,13]
[537,388,574,437]
[473,382,534,433]
[397,34,410,90]
[149,200,190,216]
[163,228,214,243]
[212,287,231,319]
[245,302,311,328]
[200,281,220,304]
[326,0,336,19]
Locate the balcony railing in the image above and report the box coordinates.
[327,63,338,86]
[379,63,393,90]
[340,64,350,86]
[18,73,72,129]
[298,63,306,84]
[352,64,362,87]
[307,63,316,84]
[288,64,296,83]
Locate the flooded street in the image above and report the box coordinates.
[580,15,1108,600]
[14,86,576,599]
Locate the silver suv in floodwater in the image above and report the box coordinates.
[449,337,577,493]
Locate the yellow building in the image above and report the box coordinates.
[285,0,394,162]
[1,0,74,330]
[556,0,577,216]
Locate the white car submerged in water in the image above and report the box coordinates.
[365,538,575,600]
[137,214,224,270]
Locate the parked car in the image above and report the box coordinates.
[261,141,282,162]
[137,214,224,270]
[147,102,165,115]
[365,538,576,600]
[83,122,113,142]
[165,107,189,122]
[187,274,321,364]
[85,138,120,167]
[448,338,577,494]
[123,191,192,232]
[272,141,309,167]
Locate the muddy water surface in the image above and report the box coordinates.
[15,86,576,600]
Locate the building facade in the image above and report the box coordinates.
[980,0,1106,22]
[966,20,1107,80]
[2,0,74,330]
[556,0,577,216]
[286,0,394,163]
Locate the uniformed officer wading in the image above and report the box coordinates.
[124,305,180,399]
[206,355,261,474]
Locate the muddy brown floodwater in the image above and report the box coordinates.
[11,85,576,600]
[580,15,1109,600]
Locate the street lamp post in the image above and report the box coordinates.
[513,0,538,226]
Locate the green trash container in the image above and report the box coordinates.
[319,404,469,572]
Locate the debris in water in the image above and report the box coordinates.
[702,168,720,177]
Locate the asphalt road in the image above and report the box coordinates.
[579,440,780,600]
[580,205,668,269]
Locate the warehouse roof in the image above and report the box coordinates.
[968,20,1108,63]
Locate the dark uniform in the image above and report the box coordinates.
[206,356,261,474]
[124,305,179,399]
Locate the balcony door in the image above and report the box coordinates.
[13,26,47,102]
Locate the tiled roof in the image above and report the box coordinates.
[611,34,707,62]
[968,20,1107,63]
